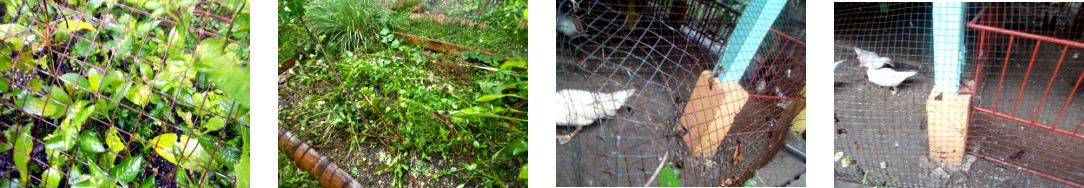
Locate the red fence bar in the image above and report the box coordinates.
[967,150,1084,188]
[973,107,1084,140]
[993,36,1013,112]
[1012,40,1041,116]
[966,4,1084,187]
[1035,46,1069,123]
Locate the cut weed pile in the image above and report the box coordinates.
[278,0,527,187]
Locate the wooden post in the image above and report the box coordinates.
[928,2,970,166]
[680,70,749,155]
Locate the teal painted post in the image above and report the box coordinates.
[714,0,787,82]
[933,2,965,92]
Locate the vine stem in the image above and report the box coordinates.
[430,110,471,162]
[221,0,247,52]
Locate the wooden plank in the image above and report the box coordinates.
[927,90,971,165]
[680,70,749,156]
[393,32,518,62]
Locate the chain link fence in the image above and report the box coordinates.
[835,2,1083,187]
[557,0,805,186]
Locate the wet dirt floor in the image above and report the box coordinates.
[834,40,1078,187]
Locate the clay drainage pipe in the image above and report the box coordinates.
[280,128,364,188]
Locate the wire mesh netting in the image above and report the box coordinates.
[0,0,249,187]
[835,2,1084,187]
[556,0,805,186]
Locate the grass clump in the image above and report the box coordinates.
[307,0,403,54]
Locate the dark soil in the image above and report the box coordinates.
[555,35,805,186]
[833,40,1074,187]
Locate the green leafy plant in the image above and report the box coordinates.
[279,0,527,186]
[307,0,402,55]
[0,1,250,187]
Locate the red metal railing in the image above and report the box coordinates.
[967,4,1084,187]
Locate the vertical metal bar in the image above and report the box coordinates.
[1034,45,1068,123]
[1056,66,1084,129]
[749,35,782,91]
[1012,40,1041,116]
[971,31,987,93]
[993,36,1015,111]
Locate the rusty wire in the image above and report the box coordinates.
[0,0,248,187]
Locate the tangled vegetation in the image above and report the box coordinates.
[279,0,526,187]
[1,0,250,187]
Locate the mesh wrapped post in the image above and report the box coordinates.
[556,0,805,186]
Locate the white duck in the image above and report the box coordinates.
[865,65,917,94]
[854,47,894,69]
[557,11,583,37]
[556,88,637,144]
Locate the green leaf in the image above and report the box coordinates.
[374,164,392,174]
[842,156,853,168]
[46,102,94,152]
[195,38,250,109]
[72,40,94,58]
[491,137,527,162]
[47,86,71,109]
[106,128,125,152]
[202,116,226,132]
[518,163,528,180]
[474,94,521,102]
[743,179,757,186]
[13,124,32,186]
[55,19,97,33]
[499,60,526,70]
[150,133,212,170]
[0,79,9,93]
[78,131,107,153]
[123,83,152,107]
[450,106,525,121]
[136,20,161,34]
[139,176,155,188]
[235,154,250,188]
[658,163,679,187]
[45,129,78,152]
[88,69,104,92]
[17,97,60,118]
[60,73,90,94]
[0,130,10,153]
[196,136,240,165]
[41,165,62,188]
[73,160,113,188]
[109,156,144,183]
[52,19,96,42]
[167,27,186,48]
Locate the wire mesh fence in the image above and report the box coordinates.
[556,0,805,186]
[834,2,1084,187]
[0,0,249,187]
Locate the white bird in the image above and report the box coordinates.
[854,47,894,69]
[865,66,917,94]
[556,88,637,144]
[557,12,583,37]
